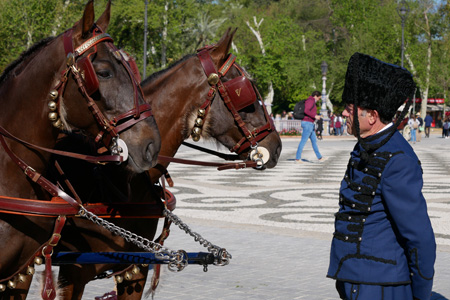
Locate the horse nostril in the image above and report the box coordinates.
[146,142,154,162]
[145,142,160,164]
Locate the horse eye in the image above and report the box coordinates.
[96,70,112,79]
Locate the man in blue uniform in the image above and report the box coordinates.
[327,53,436,300]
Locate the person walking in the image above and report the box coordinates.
[295,91,326,163]
[416,112,423,142]
[443,117,450,138]
[424,113,433,137]
[408,114,420,144]
[327,53,436,300]
[316,114,323,140]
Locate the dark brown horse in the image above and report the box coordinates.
[53,29,281,300]
[0,1,160,299]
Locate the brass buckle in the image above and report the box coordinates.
[48,233,61,247]
[24,166,36,175]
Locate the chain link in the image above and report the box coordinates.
[163,208,232,266]
[78,206,188,272]
[78,205,232,271]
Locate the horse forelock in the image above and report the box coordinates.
[0,37,55,84]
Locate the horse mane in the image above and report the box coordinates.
[141,53,195,86]
[0,37,55,84]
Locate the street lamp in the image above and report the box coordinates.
[320,61,329,135]
[321,61,328,119]
[397,0,410,68]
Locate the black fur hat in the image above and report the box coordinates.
[342,52,416,122]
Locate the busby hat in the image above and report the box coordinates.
[342,52,416,122]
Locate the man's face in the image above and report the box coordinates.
[342,104,371,137]
[313,95,320,102]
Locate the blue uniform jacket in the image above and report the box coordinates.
[327,129,436,300]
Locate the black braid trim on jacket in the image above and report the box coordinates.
[340,195,371,212]
[409,248,434,281]
[331,253,397,278]
[335,212,368,223]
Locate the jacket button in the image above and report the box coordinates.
[348,216,352,220]
[345,236,349,240]
[378,173,382,177]
[364,168,368,172]
[357,186,361,191]
[352,204,356,208]
[389,153,393,158]
[362,219,366,222]
[352,289,357,293]
[358,237,362,241]
[372,191,375,196]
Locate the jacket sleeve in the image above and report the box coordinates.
[382,154,436,300]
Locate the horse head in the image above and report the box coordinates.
[193,28,281,169]
[56,0,160,173]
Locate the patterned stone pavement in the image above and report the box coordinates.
[27,133,450,299]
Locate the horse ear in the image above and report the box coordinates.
[96,0,111,32]
[210,28,237,68]
[74,0,95,40]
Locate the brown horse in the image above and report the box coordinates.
[0,0,160,299]
[53,29,281,300]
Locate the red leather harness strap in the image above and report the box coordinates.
[196,49,275,154]
[41,215,66,300]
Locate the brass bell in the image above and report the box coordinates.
[26,266,35,276]
[131,265,140,275]
[0,284,5,292]
[48,101,57,111]
[192,127,201,136]
[195,118,204,127]
[34,257,43,265]
[197,109,206,117]
[124,271,133,281]
[191,134,200,142]
[49,90,58,100]
[48,112,58,121]
[7,280,16,289]
[207,73,219,85]
[115,275,123,284]
[17,274,26,283]
[52,119,63,129]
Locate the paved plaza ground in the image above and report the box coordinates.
[28,132,450,299]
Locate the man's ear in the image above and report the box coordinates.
[368,109,379,125]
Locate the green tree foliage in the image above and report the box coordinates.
[1,0,449,114]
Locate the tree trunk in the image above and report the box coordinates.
[160,1,169,69]
[246,17,273,114]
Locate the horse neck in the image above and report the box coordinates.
[0,36,65,197]
[143,58,206,159]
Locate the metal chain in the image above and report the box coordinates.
[78,206,188,272]
[163,208,232,266]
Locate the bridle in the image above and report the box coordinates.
[192,48,275,166]
[0,23,158,190]
[54,24,153,158]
